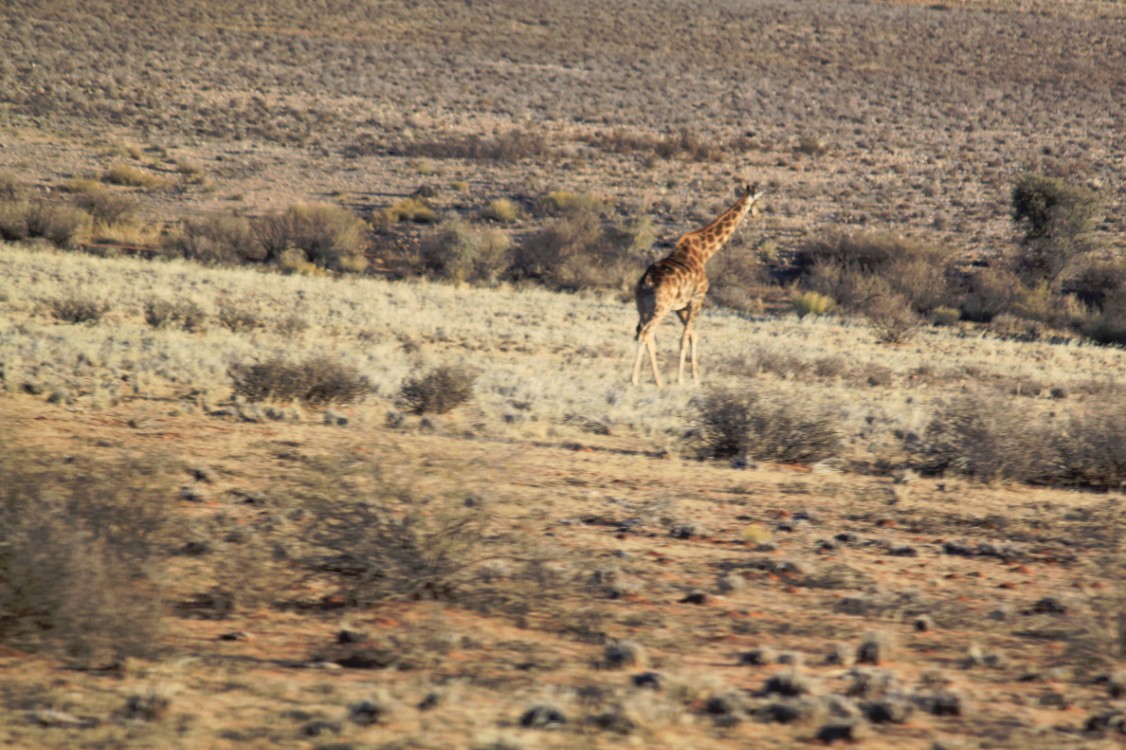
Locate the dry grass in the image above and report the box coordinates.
[1,0,1125,745]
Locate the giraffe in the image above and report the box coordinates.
[630,183,764,387]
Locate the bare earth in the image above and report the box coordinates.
[2,1,1126,748]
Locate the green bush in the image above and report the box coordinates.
[1011,173,1102,285]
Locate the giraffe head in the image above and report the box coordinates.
[739,182,765,219]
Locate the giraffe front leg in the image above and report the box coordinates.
[677,323,691,386]
[689,327,699,383]
[645,332,663,387]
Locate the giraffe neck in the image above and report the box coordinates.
[682,189,756,264]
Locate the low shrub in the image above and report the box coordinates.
[958,266,1023,323]
[913,395,1053,483]
[0,450,171,665]
[103,164,167,189]
[143,298,207,331]
[308,482,493,605]
[45,294,110,324]
[402,129,553,162]
[694,389,842,464]
[166,213,262,265]
[230,355,371,405]
[0,201,93,247]
[283,203,369,272]
[537,190,604,217]
[216,298,264,332]
[419,220,511,284]
[481,198,521,223]
[70,184,136,225]
[399,365,476,415]
[792,291,835,318]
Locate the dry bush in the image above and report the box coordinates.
[913,394,1054,483]
[797,230,955,315]
[959,265,1024,323]
[706,246,769,313]
[0,200,91,247]
[308,485,493,605]
[536,190,605,217]
[693,389,842,464]
[255,204,370,271]
[1069,259,1126,310]
[402,129,553,162]
[1009,282,1086,331]
[68,183,136,225]
[44,294,110,324]
[481,198,521,223]
[1084,293,1126,347]
[216,298,264,332]
[143,297,207,331]
[419,220,511,284]
[510,206,646,291]
[1011,173,1102,285]
[399,365,476,415]
[166,213,263,265]
[374,197,439,228]
[0,450,171,665]
[791,290,835,318]
[230,355,371,405]
[103,164,166,189]
[1053,403,1126,488]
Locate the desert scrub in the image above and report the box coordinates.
[230,355,372,405]
[0,450,171,665]
[373,198,438,229]
[143,297,207,331]
[165,213,263,265]
[0,200,90,247]
[536,190,605,217]
[481,198,521,223]
[399,364,476,414]
[792,291,835,318]
[103,163,167,189]
[284,203,369,272]
[693,388,842,463]
[419,220,511,283]
[402,128,553,162]
[797,230,956,316]
[913,394,1054,483]
[43,294,110,324]
[66,182,136,224]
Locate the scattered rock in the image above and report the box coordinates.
[188,465,214,482]
[218,631,250,642]
[348,698,391,726]
[520,705,567,729]
[834,532,858,544]
[179,485,207,502]
[670,524,697,539]
[604,640,648,670]
[856,631,893,665]
[587,705,637,734]
[759,698,822,724]
[913,691,965,717]
[777,651,804,667]
[888,545,918,557]
[27,709,100,729]
[860,697,913,724]
[1028,597,1068,615]
[739,647,778,666]
[301,720,341,737]
[715,572,746,593]
[679,590,708,605]
[336,629,368,644]
[816,721,867,744]
[418,692,441,711]
[914,615,934,632]
[631,672,662,689]
[763,670,817,697]
[705,691,747,716]
[1107,670,1126,698]
[1085,708,1126,735]
[824,643,855,667]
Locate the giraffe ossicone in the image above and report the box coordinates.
[630,183,764,387]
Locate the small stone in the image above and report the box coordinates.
[336,629,368,644]
[856,632,892,665]
[679,590,708,605]
[670,524,696,539]
[179,485,206,502]
[520,705,567,728]
[739,646,777,666]
[816,721,866,744]
[716,573,746,593]
[301,720,341,737]
[631,672,662,689]
[348,698,390,726]
[861,698,913,724]
[914,615,934,632]
[604,640,647,670]
[218,631,250,642]
[763,671,816,697]
[1030,597,1068,615]
[417,692,441,711]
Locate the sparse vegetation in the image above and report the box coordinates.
[230,355,371,404]
[419,220,511,283]
[103,164,166,189]
[398,364,476,414]
[694,388,841,463]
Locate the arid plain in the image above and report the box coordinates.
[2,1,1126,748]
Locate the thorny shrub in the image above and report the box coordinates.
[230,355,372,405]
